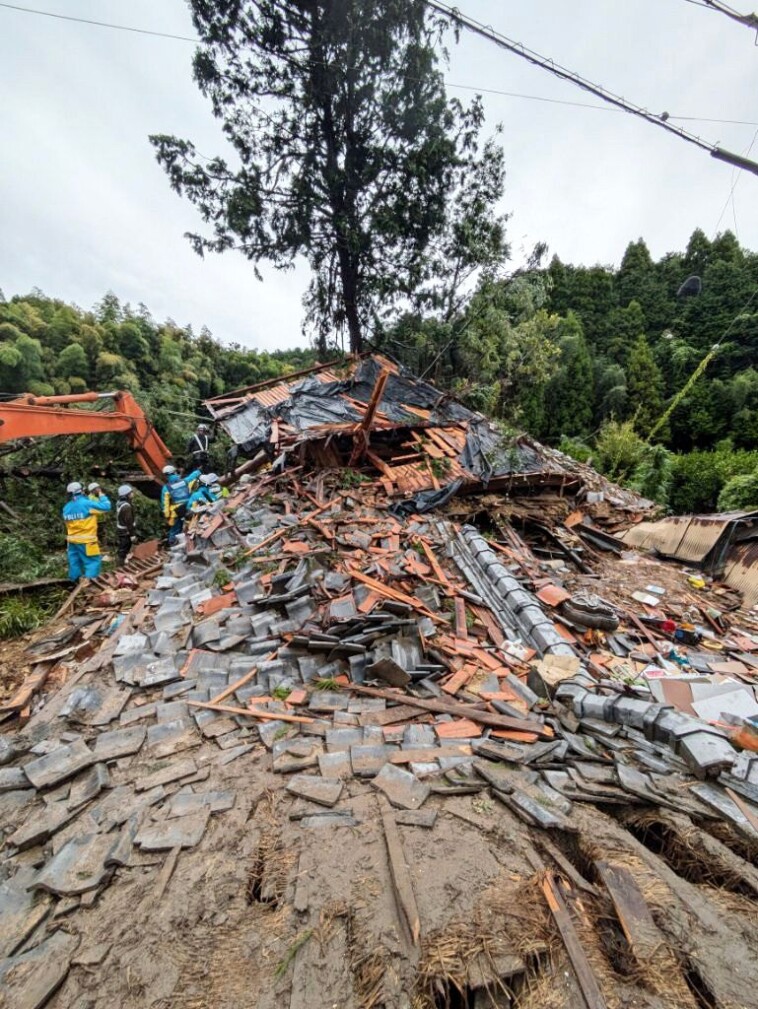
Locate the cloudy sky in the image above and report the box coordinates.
[1,0,756,351]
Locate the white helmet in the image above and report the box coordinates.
[210,484,221,496]
[200,474,215,486]
[88,482,100,492]
[118,484,134,498]
[197,423,209,432]
[162,465,176,476]
[67,481,83,494]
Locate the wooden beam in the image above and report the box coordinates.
[347,684,551,737]
[188,699,314,725]
[379,795,421,946]
[542,872,607,1009]
[595,861,664,963]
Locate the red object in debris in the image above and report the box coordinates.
[131,538,159,560]
[661,619,676,635]
[537,584,571,608]
[197,592,236,618]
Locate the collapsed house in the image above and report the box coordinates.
[1,356,757,1009]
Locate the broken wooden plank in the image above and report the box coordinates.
[358,703,429,727]
[379,795,421,946]
[454,597,468,638]
[53,580,88,620]
[151,845,181,904]
[542,871,607,1009]
[0,660,56,712]
[725,786,758,835]
[348,684,551,737]
[595,860,664,963]
[207,652,276,706]
[0,576,70,597]
[188,700,314,725]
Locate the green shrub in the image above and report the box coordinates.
[557,435,593,464]
[594,419,645,482]
[717,470,758,511]
[670,449,758,513]
[631,444,673,507]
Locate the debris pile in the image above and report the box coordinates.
[1,359,758,1008]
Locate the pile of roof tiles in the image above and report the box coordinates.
[2,361,758,1002]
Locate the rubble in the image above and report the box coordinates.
[1,357,757,1007]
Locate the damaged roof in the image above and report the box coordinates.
[205,354,653,508]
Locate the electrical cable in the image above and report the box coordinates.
[681,0,758,39]
[0,2,197,42]
[0,2,755,128]
[714,127,758,234]
[424,0,758,176]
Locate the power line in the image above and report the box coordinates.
[714,127,758,234]
[447,80,758,126]
[0,2,197,42]
[1,2,756,130]
[425,0,758,177]
[681,0,758,38]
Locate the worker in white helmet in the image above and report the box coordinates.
[186,422,213,473]
[161,463,201,544]
[61,481,111,581]
[116,484,137,565]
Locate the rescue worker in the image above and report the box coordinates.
[186,423,213,473]
[88,482,108,525]
[187,473,221,514]
[116,484,137,565]
[62,481,111,581]
[161,464,201,544]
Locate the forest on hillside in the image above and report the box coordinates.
[1,226,758,526]
[381,227,758,515]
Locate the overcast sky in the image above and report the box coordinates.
[1,0,757,351]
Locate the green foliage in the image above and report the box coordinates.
[339,469,369,489]
[594,419,645,483]
[669,448,758,513]
[630,444,673,507]
[57,342,89,380]
[0,532,62,582]
[557,436,593,464]
[0,597,45,640]
[626,334,664,435]
[542,312,594,439]
[717,471,758,512]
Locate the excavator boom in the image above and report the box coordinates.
[0,391,172,482]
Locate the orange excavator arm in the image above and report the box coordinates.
[0,391,172,482]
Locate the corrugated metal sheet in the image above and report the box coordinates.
[620,516,691,557]
[620,511,758,572]
[724,541,758,606]
[674,517,731,564]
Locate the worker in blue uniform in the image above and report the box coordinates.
[161,464,201,544]
[62,481,112,581]
[187,473,222,514]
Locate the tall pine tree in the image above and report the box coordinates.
[626,333,664,436]
[151,0,505,353]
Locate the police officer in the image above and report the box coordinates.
[186,423,213,473]
[62,481,111,581]
[161,464,201,544]
[116,484,137,565]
